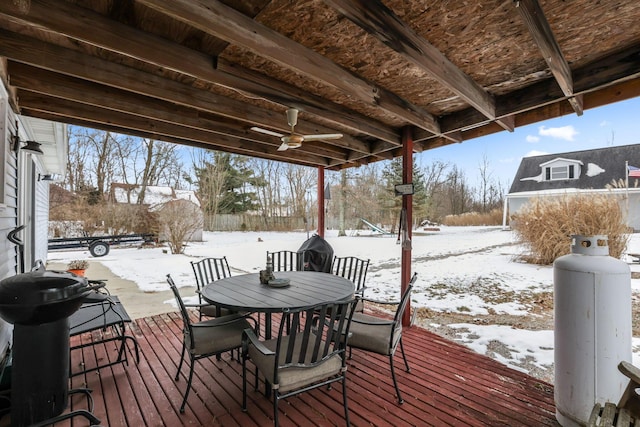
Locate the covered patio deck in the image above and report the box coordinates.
[64,311,557,426]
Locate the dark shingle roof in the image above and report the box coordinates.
[509,144,640,194]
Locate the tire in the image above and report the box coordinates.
[89,241,110,257]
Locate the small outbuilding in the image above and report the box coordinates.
[110,184,204,241]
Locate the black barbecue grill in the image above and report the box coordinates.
[0,265,101,426]
[297,234,334,273]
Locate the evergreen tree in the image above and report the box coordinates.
[379,157,428,229]
[193,152,264,216]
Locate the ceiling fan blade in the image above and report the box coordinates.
[302,133,343,141]
[250,126,284,138]
[277,142,289,151]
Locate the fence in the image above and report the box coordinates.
[205,214,310,232]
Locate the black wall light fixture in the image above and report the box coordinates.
[11,120,44,155]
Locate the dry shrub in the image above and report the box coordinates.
[102,203,158,235]
[50,193,158,236]
[158,200,203,254]
[510,194,629,265]
[442,208,503,226]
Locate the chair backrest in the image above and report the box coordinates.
[389,272,417,351]
[190,257,232,292]
[332,256,370,294]
[270,299,356,384]
[267,250,301,272]
[166,274,195,348]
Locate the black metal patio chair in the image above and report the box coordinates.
[190,256,234,320]
[346,272,417,404]
[242,298,357,426]
[69,280,140,376]
[167,274,256,413]
[267,250,301,272]
[331,256,370,311]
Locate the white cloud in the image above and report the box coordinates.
[600,120,611,127]
[523,150,548,158]
[526,135,540,143]
[538,125,578,141]
[499,157,514,164]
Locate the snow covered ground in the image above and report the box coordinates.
[47,226,640,381]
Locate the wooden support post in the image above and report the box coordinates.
[317,167,325,238]
[401,127,413,326]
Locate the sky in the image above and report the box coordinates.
[47,226,640,382]
[415,96,640,190]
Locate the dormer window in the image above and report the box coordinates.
[539,158,582,182]
[546,164,575,181]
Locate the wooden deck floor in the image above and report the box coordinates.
[61,312,557,426]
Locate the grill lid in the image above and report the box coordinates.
[0,265,92,324]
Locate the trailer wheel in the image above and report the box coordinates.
[89,241,110,257]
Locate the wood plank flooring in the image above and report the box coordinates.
[58,311,557,426]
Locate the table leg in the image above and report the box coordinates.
[264,312,272,398]
[265,313,272,340]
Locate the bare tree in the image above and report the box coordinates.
[478,153,492,212]
[158,199,203,254]
[284,164,316,219]
[136,139,182,204]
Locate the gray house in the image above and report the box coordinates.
[503,144,640,230]
[0,84,66,361]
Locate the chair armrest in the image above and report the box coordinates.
[351,317,394,326]
[619,361,640,385]
[359,296,400,305]
[242,328,274,356]
[183,302,213,309]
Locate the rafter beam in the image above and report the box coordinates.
[136,0,443,136]
[515,0,583,115]
[215,58,401,146]
[0,29,386,159]
[9,62,371,163]
[18,90,337,167]
[324,0,515,133]
[0,1,398,148]
[414,43,640,142]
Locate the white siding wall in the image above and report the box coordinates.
[33,172,50,266]
[0,85,17,358]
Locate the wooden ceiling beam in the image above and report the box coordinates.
[515,0,583,115]
[415,43,640,142]
[25,107,328,169]
[8,62,362,162]
[418,77,640,152]
[136,0,443,136]
[17,90,335,167]
[215,58,401,146]
[323,0,515,133]
[0,29,392,159]
[0,1,394,150]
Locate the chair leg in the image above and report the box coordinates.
[389,354,404,404]
[273,392,279,427]
[175,341,186,381]
[242,353,248,411]
[342,376,351,426]
[399,338,411,372]
[180,355,196,413]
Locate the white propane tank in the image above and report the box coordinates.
[554,235,631,427]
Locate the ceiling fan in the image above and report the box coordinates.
[250,108,343,151]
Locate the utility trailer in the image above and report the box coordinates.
[48,233,156,257]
